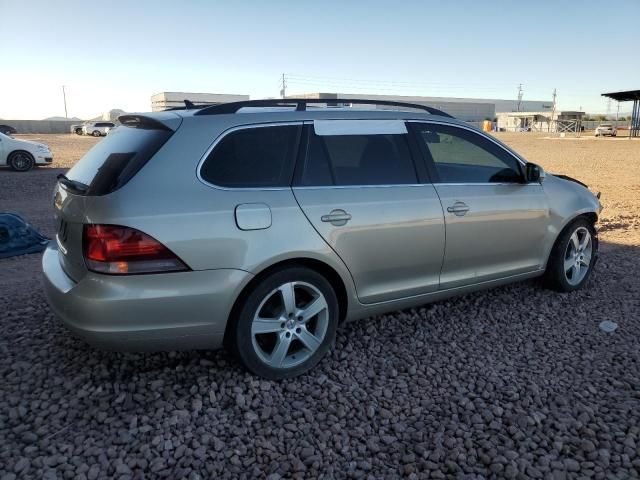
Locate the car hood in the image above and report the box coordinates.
[550,173,589,189]
[13,139,48,149]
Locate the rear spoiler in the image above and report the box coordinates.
[118,112,182,132]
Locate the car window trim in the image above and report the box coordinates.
[196,121,304,191]
[407,120,527,185]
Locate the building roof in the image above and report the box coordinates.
[602,90,640,102]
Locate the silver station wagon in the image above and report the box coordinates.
[43,98,602,379]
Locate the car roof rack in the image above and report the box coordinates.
[162,100,218,111]
[193,98,454,118]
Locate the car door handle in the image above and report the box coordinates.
[321,209,352,226]
[446,202,470,216]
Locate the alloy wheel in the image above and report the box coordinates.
[251,281,329,369]
[11,153,32,171]
[564,226,592,286]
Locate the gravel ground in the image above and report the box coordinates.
[1,135,639,479]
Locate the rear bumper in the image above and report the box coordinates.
[42,242,252,351]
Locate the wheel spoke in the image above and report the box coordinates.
[269,332,292,367]
[279,282,297,315]
[580,254,592,267]
[579,233,591,250]
[296,327,322,352]
[564,256,575,273]
[573,264,581,279]
[570,232,580,252]
[299,296,328,322]
[252,317,284,334]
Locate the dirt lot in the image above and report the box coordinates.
[1,133,639,479]
[493,132,640,247]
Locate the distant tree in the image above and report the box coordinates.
[618,116,627,121]
[596,115,608,121]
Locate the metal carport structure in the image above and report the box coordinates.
[602,90,640,138]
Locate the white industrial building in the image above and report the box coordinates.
[151,92,249,111]
[286,93,552,122]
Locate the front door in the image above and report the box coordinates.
[411,122,549,290]
[293,120,445,304]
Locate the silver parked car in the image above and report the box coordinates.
[43,99,602,379]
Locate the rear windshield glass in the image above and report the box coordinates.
[65,125,172,195]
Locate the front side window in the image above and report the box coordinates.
[298,129,417,186]
[201,125,299,188]
[414,123,523,183]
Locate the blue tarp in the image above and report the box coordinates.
[0,213,50,259]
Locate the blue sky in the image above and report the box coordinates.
[2,0,639,119]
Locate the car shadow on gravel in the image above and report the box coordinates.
[1,240,639,479]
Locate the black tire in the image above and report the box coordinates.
[75,128,83,135]
[8,151,35,172]
[231,266,339,380]
[92,130,101,137]
[543,217,597,292]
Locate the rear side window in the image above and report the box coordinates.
[298,129,417,186]
[414,123,523,183]
[65,122,173,195]
[200,125,299,188]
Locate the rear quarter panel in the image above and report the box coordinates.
[77,115,358,302]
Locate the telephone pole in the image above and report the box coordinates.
[280,74,286,99]
[516,84,524,112]
[62,85,68,119]
[550,88,557,133]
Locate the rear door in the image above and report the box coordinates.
[410,122,549,290]
[292,120,445,304]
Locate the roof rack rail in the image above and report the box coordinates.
[193,98,454,118]
[162,100,218,111]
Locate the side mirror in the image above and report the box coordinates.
[525,162,545,183]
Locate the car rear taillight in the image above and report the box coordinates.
[83,224,189,275]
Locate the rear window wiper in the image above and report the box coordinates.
[57,174,89,194]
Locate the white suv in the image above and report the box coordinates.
[0,132,53,171]
[82,122,116,137]
[595,123,617,137]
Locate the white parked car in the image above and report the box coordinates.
[595,123,617,137]
[70,123,87,135]
[82,121,116,137]
[0,132,53,171]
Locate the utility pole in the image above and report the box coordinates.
[616,101,620,127]
[280,74,286,99]
[550,88,557,133]
[516,83,523,112]
[62,85,68,119]
[606,97,612,119]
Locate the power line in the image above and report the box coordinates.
[284,73,605,96]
